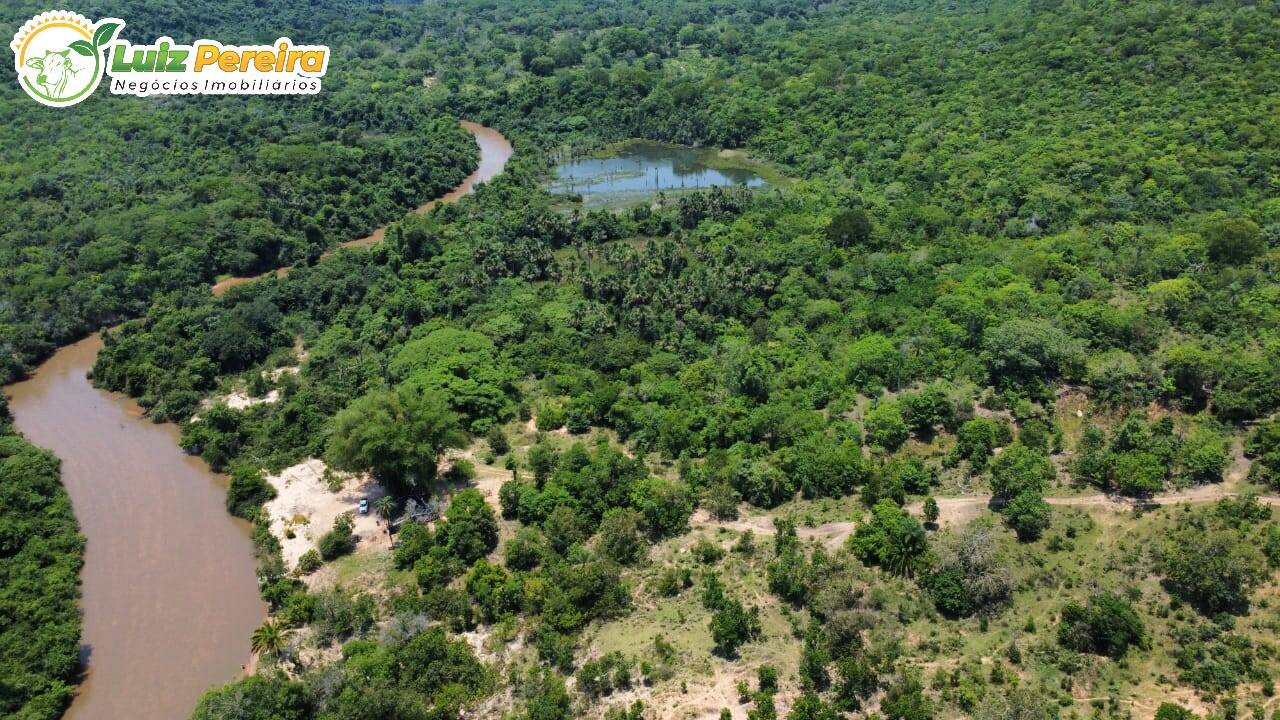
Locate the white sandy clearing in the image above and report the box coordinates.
[191,388,279,421]
[263,459,389,570]
[223,389,281,410]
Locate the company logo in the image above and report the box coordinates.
[12,11,331,107]
[11,11,121,106]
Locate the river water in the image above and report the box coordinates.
[212,121,513,295]
[7,336,264,720]
[4,121,512,720]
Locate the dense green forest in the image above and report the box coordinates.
[0,395,84,720]
[5,0,1280,718]
[0,0,479,384]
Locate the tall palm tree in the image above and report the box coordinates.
[250,619,291,659]
[373,495,397,536]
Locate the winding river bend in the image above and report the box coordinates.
[5,121,512,720]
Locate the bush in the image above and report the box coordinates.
[989,445,1055,501]
[444,458,476,483]
[850,500,929,577]
[543,506,584,554]
[1246,419,1280,488]
[734,458,795,508]
[536,404,567,431]
[311,590,375,644]
[504,527,547,570]
[318,515,355,560]
[865,402,909,451]
[1154,704,1197,720]
[296,549,321,575]
[1161,521,1268,614]
[1205,217,1264,265]
[598,508,646,565]
[693,537,725,564]
[1180,429,1228,485]
[791,435,871,499]
[465,559,522,621]
[1057,592,1148,658]
[709,596,761,657]
[900,383,954,433]
[1111,451,1165,496]
[192,675,309,720]
[630,476,693,537]
[651,565,692,596]
[955,417,1006,466]
[439,488,498,565]
[703,482,740,520]
[576,652,632,698]
[880,674,932,720]
[924,520,1012,617]
[226,465,275,519]
[393,521,435,569]
[1003,491,1051,541]
[486,425,510,455]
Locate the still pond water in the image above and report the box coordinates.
[548,141,769,208]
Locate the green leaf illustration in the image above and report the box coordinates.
[69,40,94,57]
[92,22,121,48]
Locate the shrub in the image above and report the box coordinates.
[709,596,761,657]
[577,652,632,698]
[955,417,1006,467]
[850,500,929,577]
[311,590,375,644]
[652,565,692,596]
[989,445,1055,501]
[598,508,646,565]
[1180,429,1228,485]
[733,458,794,508]
[1003,491,1051,541]
[1161,522,1268,614]
[865,402,909,451]
[543,506,584,554]
[1154,704,1197,720]
[486,425,510,455]
[703,482,740,520]
[394,521,435,569]
[296,549,321,575]
[536,403,567,431]
[192,676,309,720]
[318,515,355,560]
[504,527,547,570]
[880,674,932,720]
[439,488,498,565]
[444,458,476,483]
[922,497,939,526]
[693,537,725,564]
[630,476,693,537]
[924,520,1012,617]
[900,383,954,433]
[226,465,275,519]
[1057,592,1148,658]
[1111,451,1165,496]
[1246,419,1280,488]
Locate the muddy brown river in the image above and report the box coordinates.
[7,336,264,720]
[5,121,511,719]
